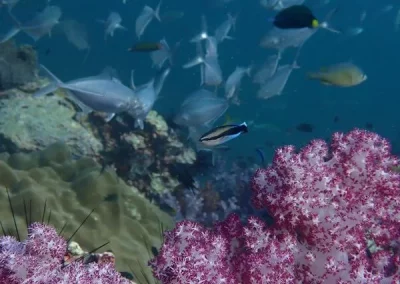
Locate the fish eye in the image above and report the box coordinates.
[200,32,207,39]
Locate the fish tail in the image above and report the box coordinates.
[154,0,162,22]
[0,26,20,43]
[256,148,266,168]
[33,65,63,97]
[190,15,208,42]
[182,56,204,69]
[130,70,136,90]
[240,122,248,133]
[320,8,342,34]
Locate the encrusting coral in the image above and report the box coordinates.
[0,142,174,283]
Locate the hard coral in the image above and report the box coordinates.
[0,222,130,284]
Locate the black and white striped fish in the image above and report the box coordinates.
[199,122,248,146]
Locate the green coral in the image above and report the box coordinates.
[0,143,173,283]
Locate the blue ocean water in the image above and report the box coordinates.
[1,0,399,162]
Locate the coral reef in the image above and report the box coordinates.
[151,129,400,283]
[93,110,196,197]
[0,40,37,92]
[158,155,265,226]
[0,142,174,282]
[0,52,196,197]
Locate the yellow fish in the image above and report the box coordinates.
[307,62,367,87]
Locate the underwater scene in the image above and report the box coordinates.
[0,0,400,283]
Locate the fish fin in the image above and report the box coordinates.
[33,65,64,97]
[154,67,170,96]
[225,35,235,40]
[130,70,136,90]
[190,15,208,42]
[154,0,162,22]
[182,56,204,68]
[104,113,116,122]
[99,66,120,81]
[65,90,94,114]
[1,7,23,42]
[319,8,342,34]
[0,27,20,43]
[32,82,59,98]
[116,23,128,31]
[81,47,91,65]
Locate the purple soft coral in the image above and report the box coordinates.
[0,222,130,284]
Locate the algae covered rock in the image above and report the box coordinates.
[0,143,173,283]
[0,89,103,157]
[0,40,37,91]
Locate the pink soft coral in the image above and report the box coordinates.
[0,222,130,284]
[151,129,400,283]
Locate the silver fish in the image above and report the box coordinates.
[1,6,62,43]
[130,68,170,129]
[135,1,161,39]
[260,0,304,11]
[102,12,127,40]
[183,37,223,86]
[150,38,171,69]
[253,52,281,85]
[225,66,251,102]
[215,13,237,43]
[260,27,315,52]
[174,89,228,127]
[33,65,142,122]
[199,122,248,147]
[257,49,300,99]
[61,19,89,51]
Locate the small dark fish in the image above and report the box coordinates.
[273,5,319,29]
[120,272,134,280]
[199,122,248,147]
[333,115,339,123]
[128,42,164,52]
[151,246,159,256]
[296,123,314,133]
[256,148,266,167]
[365,122,373,130]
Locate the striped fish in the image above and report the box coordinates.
[199,122,248,146]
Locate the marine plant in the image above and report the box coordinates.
[150,129,400,283]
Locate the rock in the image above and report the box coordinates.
[0,41,38,91]
[0,88,103,157]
